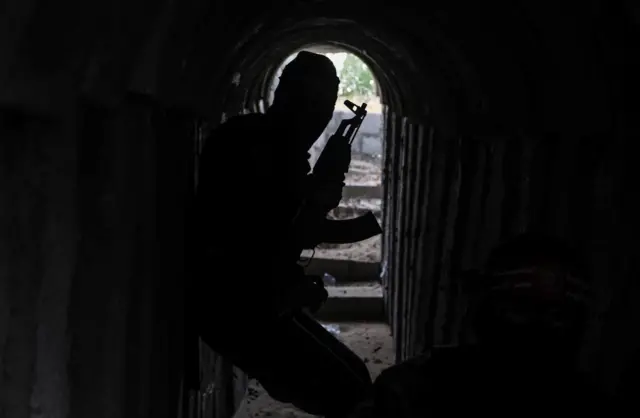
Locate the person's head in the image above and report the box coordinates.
[268,51,340,151]
[470,233,592,355]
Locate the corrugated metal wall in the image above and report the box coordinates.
[382,107,637,377]
[179,113,251,418]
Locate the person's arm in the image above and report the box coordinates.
[305,172,345,213]
[287,172,345,249]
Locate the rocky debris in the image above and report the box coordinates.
[345,173,381,187]
[315,236,381,262]
[329,198,383,219]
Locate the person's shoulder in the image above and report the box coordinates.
[375,353,429,383]
[374,345,464,387]
[201,113,268,157]
[372,346,468,415]
[204,113,266,141]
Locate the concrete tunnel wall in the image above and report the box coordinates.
[1,0,639,417]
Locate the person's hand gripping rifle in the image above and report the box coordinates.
[293,100,382,250]
[308,100,367,213]
[280,101,382,317]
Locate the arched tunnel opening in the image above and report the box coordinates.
[212,16,432,122]
[195,18,453,341]
[1,1,639,417]
[265,47,385,264]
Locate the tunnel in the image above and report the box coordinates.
[1,0,639,417]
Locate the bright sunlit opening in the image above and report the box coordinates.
[269,46,384,263]
[269,48,381,113]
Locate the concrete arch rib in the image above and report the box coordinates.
[229,26,405,115]
[216,15,453,123]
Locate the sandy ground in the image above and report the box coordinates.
[233,322,394,418]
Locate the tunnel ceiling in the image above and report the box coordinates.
[208,14,462,129]
[236,20,416,115]
[167,1,524,135]
[154,0,628,139]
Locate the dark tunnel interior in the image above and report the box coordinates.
[1,0,639,417]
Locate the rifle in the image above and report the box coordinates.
[291,100,383,249]
[276,100,383,317]
[312,100,383,245]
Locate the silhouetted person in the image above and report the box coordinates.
[193,51,371,417]
[371,233,610,416]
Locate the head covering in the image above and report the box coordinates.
[482,233,591,304]
[274,51,339,103]
[464,233,592,345]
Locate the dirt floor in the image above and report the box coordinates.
[233,322,394,418]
